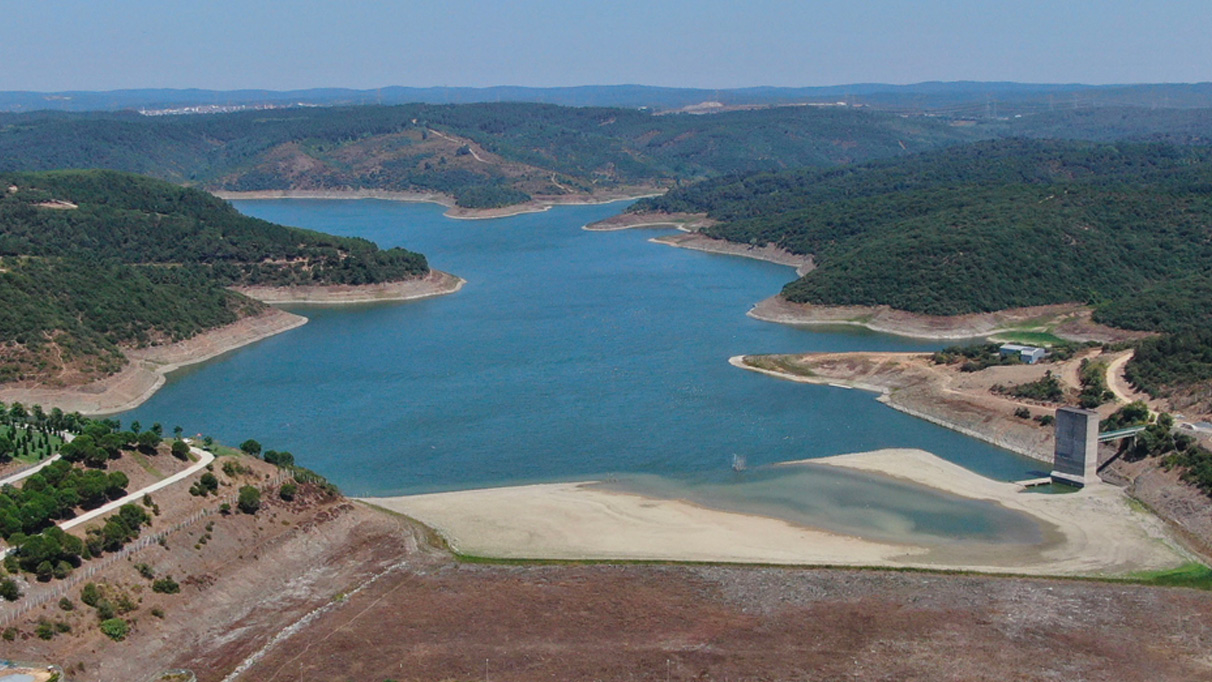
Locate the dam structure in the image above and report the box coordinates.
[1051,406,1100,487]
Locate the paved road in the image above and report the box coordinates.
[59,444,215,531]
[0,432,73,487]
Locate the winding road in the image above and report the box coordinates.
[59,444,214,531]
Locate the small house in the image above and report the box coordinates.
[999,344,1046,364]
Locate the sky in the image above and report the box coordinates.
[2,0,1210,91]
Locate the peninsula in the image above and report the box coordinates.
[0,170,462,414]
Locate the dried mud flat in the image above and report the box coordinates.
[231,561,1212,682]
[4,487,1210,682]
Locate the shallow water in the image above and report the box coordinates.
[119,199,1047,540]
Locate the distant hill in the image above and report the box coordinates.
[0,103,989,207]
[0,170,429,384]
[5,82,1212,115]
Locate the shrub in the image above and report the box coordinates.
[36,619,55,640]
[81,582,100,606]
[99,617,129,641]
[152,576,180,594]
[58,596,75,611]
[237,486,261,514]
[1014,407,1031,419]
[170,440,190,460]
[279,482,298,501]
[0,577,20,601]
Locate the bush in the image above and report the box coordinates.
[0,577,20,601]
[279,482,298,501]
[240,439,262,457]
[81,582,100,606]
[237,486,261,514]
[99,617,129,641]
[1014,407,1031,419]
[59,596,74,611]
[152,576,180,594]
[170,440,190,460]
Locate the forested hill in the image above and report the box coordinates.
[0,104,985,208]
[5,103,1212,209]
[0,170,429,385]
[0,103,984,208]
[633,139,1212,331]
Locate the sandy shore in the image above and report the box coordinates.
[747,296,1151,343]
[365,479,925,566]
[365,449,1189,576]
[234,269,464,304]
[650,233,815,276]
[0,271,466,415]
[0,307,307,416]
[213,189,660,221]
[582,211,713,232]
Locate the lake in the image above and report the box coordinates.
[120,199,1044,532]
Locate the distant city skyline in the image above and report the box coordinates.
[3,0,1210,91]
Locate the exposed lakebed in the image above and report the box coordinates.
[120,199,1046,543]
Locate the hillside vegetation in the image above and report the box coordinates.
[0,103,996,207]
[635,139,1212,321]
[7,103,1212,209]
[0,170,428,384]
[636,139,1212,406]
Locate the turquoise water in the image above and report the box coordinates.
[121,200,1045,517]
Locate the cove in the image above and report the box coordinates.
[120,200,1044,501]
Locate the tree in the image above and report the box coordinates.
[170,440,190,460]
[240,439,262,457]
[137,430,161,453]
[173,425,183,439]
[237,486,261,514]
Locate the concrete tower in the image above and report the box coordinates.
[1051,406,1100,487]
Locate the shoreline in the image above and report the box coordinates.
[747,296,1151,343]
[233,269,465,304]
[649,232,815,276]
[0,271,464,415]
[212,189,661,221]
[362,448,1189,576]
[0,307,307,416]
[729,353,1056,463]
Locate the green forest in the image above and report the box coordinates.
[634,139,1212,400]
[0,170,429,383]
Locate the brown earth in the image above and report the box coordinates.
[733,348,1177,465]
[227,562,1212,682]
[9,486,1212,682]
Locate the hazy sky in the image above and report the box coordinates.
[4,0,1210,91]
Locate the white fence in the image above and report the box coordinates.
[0,470,292,627]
